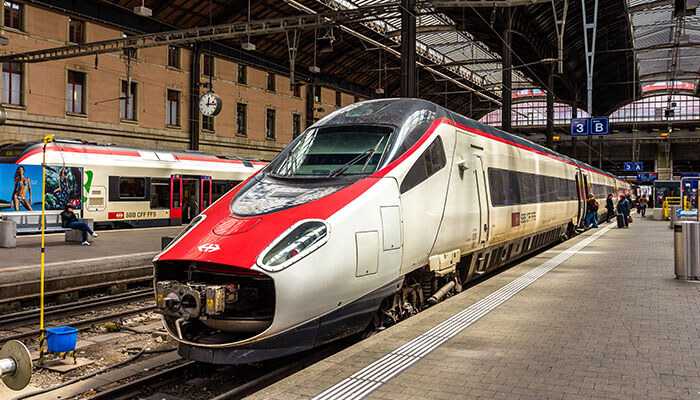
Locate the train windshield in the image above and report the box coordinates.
[267,125,393,178]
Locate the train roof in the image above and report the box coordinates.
[0,139,265,167]
[314,98,623,184]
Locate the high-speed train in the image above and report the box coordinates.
[153,98,628,364]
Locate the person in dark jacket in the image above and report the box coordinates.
[605,193,615,222]
[61,204,97,245]
[585,194,599,228]
[616,195,631,228]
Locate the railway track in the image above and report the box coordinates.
[0,288,153,328]
[0,289,157,344]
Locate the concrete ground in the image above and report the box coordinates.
[248,217,699,400]
[1,226,183,269]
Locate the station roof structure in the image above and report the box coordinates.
[13,0,678,118]
[628,0,700,96]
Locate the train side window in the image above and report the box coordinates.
[150,178,169,209]
[119,177,147,200]
[400,136,446,194]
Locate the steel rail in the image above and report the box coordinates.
[0,289,153,328]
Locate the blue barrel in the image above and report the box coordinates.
[46,326,78,353]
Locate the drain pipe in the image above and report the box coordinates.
[282,0,501,105]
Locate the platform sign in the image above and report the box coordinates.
[570,118,590,136]
[590,117,609,135]
[624,162,644,172]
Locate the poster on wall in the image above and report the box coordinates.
[0,164,83,212]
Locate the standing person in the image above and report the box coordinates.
[184,193,199,224]
[12,166,32,211]
[61,204,97,246]
[605,193,615,222]
[616,195,631,228]
[639,195,648,218]
[585,193,599,228]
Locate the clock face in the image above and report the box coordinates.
[199,92,222,117]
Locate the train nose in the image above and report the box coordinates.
[154,262,276,343]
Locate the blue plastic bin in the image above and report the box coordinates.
[46,326,78,353]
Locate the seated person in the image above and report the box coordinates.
[60,205,97,246]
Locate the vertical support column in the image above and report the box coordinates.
[546,66,555,149]
[400,0,417,98]
[501,8,513,132]
[571,103,578,159]
[581,0,599,165]
[305,82,315,128]
[188,43,201,151]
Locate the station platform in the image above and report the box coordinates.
[249,217,696,400]
[0,226,181,305]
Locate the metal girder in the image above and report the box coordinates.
[283,0,502,104]
[424,58,501,66]
[628,0,673,12]
[428,0,551,7]
[581,0,599,164]
[0,4,400,63]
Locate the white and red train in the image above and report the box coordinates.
[153,99,629,364]
[0,140,264,227]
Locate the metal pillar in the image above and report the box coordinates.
[400,0,417,98]
[305,82,315,128]
[581,0,599,165]
[501,8,513,132]
[571,104,578,159]
[546,67,555,149]
[189,43,201,151]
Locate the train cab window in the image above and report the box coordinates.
[150,178,169,209]
[118,177,146,200]
[268,125,392,178]
[399,136,446,194]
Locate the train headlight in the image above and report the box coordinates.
[258,220,328,272]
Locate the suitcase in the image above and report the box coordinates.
[617,214,625,228]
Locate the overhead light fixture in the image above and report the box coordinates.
[309,65,320,74]
[133,1,152,17]
[241,42,256,51]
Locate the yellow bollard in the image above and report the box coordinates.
[38,134,54,354]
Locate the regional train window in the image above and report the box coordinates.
[150,178,169,209]
[119,177,146,200]
[399,136,446,194]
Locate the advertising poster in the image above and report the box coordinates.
[0,164,82,212]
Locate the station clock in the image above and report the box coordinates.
[199,91,222,117]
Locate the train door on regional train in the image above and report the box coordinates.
[200,177,213,210]
[169,175,183,225]
[472,151,490,245]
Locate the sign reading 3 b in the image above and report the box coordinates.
[570,117,610,136]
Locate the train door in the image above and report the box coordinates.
[399,134,451,273]
[182,177,201,223]
[169,175,182,225]
[472,151,490,245]
[575,170,590,227]
[200,177,213,210]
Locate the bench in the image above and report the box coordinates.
[64,219,95,244]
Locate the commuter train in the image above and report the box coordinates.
[153,99,629,364]
[0,140,264,227]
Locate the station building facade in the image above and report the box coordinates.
[0,1,361,160]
